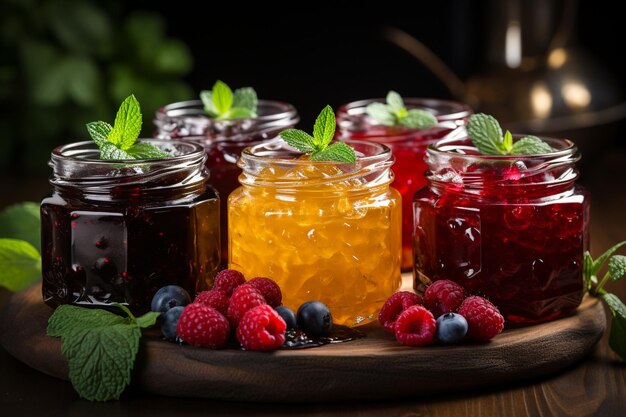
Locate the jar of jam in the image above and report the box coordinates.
[336,98,472,270]
[154,99,299,265]
[413,136,589,323]
[41,140,221,314]
[228,140,402,326]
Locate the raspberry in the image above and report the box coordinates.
[213,269,246,296]
[423,279,465,317]
[227,284,266,326]
[247,277,282,307]
[194,290,229,316]
[176,303,230,349]
[394,305,436,347]
[236,305,287,351]
[378,291,423,333]
[457,296,504,341]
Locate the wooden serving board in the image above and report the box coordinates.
[0,284,606,403]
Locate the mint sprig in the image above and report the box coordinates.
[47,304,160,401]
[585,241,626,361]
[200,80,258,119]
[86,95,169,160]
[280,105,356,163]
[467,113,554,156]
[366,91,437,129]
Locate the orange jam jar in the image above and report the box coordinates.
[228,140,402,326]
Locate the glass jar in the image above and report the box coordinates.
[336,98,472,271]
[413,136,589,323]
[41,140,221,314]
[228,140,402,326]
[154,99,299,265]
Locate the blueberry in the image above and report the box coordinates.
[151,285,191,313]
[275,306,297,329]
[161,306,184,340]
[297,301,333,337]
[436,313,468,344]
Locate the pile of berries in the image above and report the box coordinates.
[378,280,504,346]
[150,270,334,351]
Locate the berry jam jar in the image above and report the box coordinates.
[41,140,221,314]
[413,136,589,323]
[228,140,402,327]
[336,98,472,270]
[154,100,299,265]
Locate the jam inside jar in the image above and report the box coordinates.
[154,99,299,266]
[228,140,402,327]
[41,140,221,314]
[336,98,472,270]
[413,137,589,323]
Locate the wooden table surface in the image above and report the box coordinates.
[2,151,626,416]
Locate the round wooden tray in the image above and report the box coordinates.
[0,284,606,403]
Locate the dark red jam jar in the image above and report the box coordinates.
[154,100,299,265]
[336,98,472,270]
[41,140,221,314]
[413,136,589,323]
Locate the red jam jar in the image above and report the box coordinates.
[154,99,299,265]
[41,140,221,314]
[336,98,472,270]
[413,136,589,323]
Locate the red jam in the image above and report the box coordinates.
[413,137,589,323]
[336,98,471,270]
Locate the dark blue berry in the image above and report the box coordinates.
[275,306,297,329]
[436,312,468,344]
[161,306,184,339]
[297,301,333,337]
[151,285,191,313]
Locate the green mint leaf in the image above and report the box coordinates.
[86,121,112,147]
[366,102,396,126]
[602,293,626,361]
[108,95,142,150]
[399,109,438,129]
[386,90,404,111]
[232,87,258,114]
[0,202,41,251]
[212,80,233,116]
[609,255,626,281]
[511,136,554,155]
[226,107,256,119]
[467,113,505,156]
[584,251,595,290]
[126,142,169,159]
[310,142,357,163]
[0,238,41,292]
[135,311,161,328]
[502,130,513,153]
[99,143,135,160]
[200,90,218,117]
[279,129,316,153]
[312,105,336,147]
[47,305,141,401]
[592,241,626,277]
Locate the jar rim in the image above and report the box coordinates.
[155,99,298,122]
[337,97,472,122]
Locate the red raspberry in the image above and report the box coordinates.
[394,305,437,347]
[378,291,423,333]
[458,296,504,341]
[227,284,266,326]
[423,279,465,317]
[236,305,287,351]
[194,290,229,316]
[213,269,246,296]
[247,277,282,307]
[176,303,230,349]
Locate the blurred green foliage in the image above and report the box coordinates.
[0,0,193,174]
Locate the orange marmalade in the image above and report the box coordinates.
[228,140,401,326]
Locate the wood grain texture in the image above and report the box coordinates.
[0,284,605,403]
